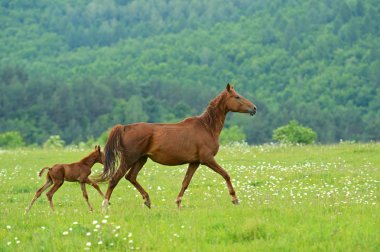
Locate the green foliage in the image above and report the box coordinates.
[0,131,25,148]
[273,120,317,144]
[96,130,109,146]
[0,0,379,145]
[220,126,247,145]
[43,135,65,149]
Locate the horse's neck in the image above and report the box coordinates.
[199,96,227,139]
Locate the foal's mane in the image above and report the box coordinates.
[80,151,98,166]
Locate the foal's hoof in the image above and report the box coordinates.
[232,199,240,205]
[176,201,181,209]
[144,200,151,209]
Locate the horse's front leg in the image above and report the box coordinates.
[203,158,239,205]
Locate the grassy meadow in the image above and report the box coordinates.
[0,143,379,251]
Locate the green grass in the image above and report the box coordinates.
[0,143,379,251]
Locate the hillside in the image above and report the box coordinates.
[1,0,379,144]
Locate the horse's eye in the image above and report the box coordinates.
[236,96,240,99]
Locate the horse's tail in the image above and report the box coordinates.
[95,124,124,182]
[38,167,50,177]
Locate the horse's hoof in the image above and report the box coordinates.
[102,199,109,213]
[232,199,240,205]
[144,201,151,209]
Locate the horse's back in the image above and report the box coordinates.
[122,119,212,165]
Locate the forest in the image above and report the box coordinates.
[0,0,379,145]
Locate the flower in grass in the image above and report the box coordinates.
[116,225,121,230]
[95,224,100,229]
[41,226,46,230]
[101,219,107,224]
[73,221,78,225]
[6,225,11,229]
[86,232,91,236]
[92,220,98,225]
[98,241,103,245]
[86,242,91,247]
[62,231,69,236]
[128,232,133,238]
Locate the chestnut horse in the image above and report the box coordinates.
[25,145,105,213]
[98,84,256,211]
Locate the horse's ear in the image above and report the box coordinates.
[226,83,231,92]
[98,145,101,152]
[231,82,235,89]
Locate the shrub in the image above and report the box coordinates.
[43,135,65,149]
[0,131,25,148]
[220,126,247,145]
[273,120,317,144]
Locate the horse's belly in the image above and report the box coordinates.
[147,148,198,166]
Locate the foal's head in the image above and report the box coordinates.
[224,83,256,115]
[91,145,105,165]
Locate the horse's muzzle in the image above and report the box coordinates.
[248,106,257,116]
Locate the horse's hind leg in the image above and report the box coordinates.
[46,180,64,211]
[125,157,150,208]
[102,155,129,212]
[176,162,200,209]
[80,183,93,212]
[25,179,53,213]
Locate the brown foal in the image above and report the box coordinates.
[25,145,105,213]
[97,83,256,211]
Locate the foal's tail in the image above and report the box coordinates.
[38,167,50,177]
[95,124,124,182]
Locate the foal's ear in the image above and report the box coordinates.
[98,145,101,152]
[226,83,231,92]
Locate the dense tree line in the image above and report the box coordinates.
[0,0,379,145]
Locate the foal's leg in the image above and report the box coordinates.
[175,162,200,209]
[46,180,64,211]
[85,178,104,198]
[204,158,239,204]
[25,179,53,213]
[125,157,150,208]
[102,156,129,212]
[80,183,93,212]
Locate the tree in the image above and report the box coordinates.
[220,126,247,145]
[0,131,25,148]
[273,120,317,144]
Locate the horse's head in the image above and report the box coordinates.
[224,83,256,116]
[93,145,105,165]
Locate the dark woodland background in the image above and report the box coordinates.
[1,0,379,145]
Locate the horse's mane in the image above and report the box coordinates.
[199,90,227,136]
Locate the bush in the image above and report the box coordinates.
[220,126,247,145]
[0,131,25,148]
[273,120,317,144]
[43,135,65,149]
